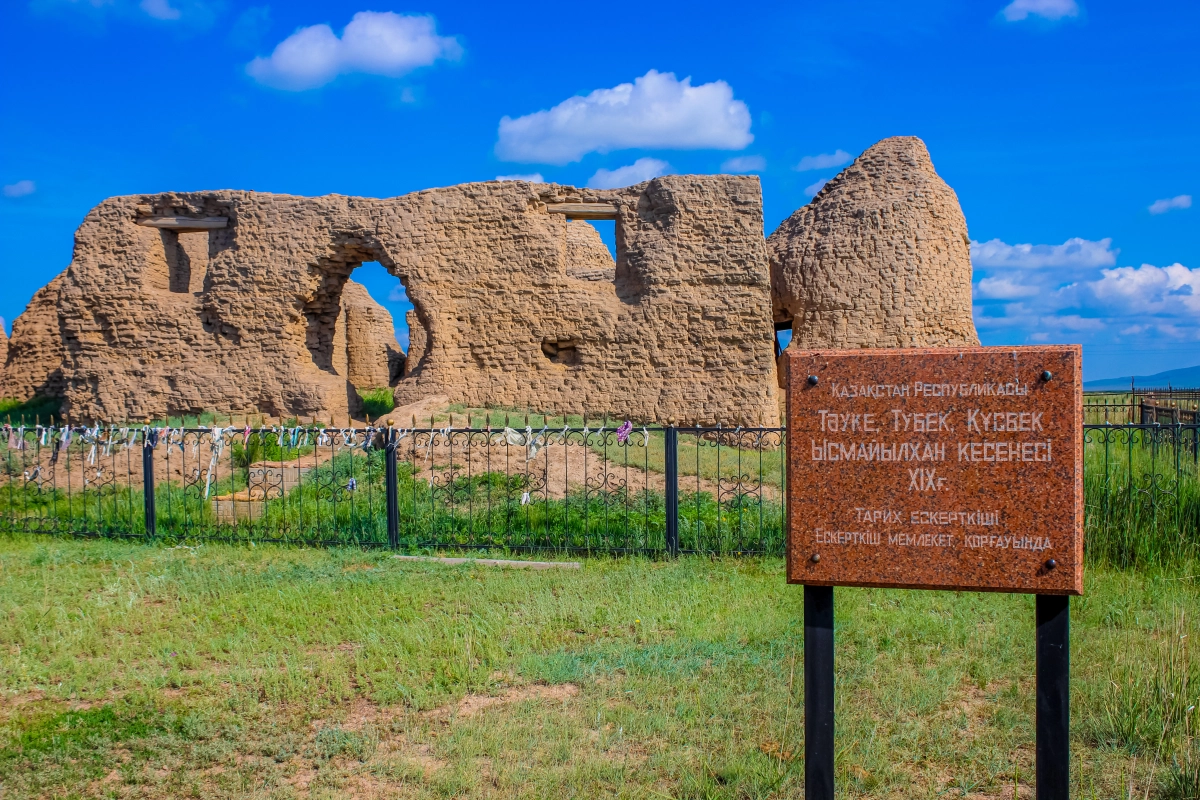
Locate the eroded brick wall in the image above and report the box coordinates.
[3,176,780,424]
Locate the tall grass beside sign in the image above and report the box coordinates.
[1084,425,1200,568]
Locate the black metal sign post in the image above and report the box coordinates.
[803,586,835,800]
[801,595,1071,800]
[786,346,1082,800]
[1036,595,1070,800]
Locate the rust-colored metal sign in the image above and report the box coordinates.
[786,345,1082,594]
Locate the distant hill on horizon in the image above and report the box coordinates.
[1085,364,1200,391]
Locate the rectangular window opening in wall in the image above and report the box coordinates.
[565,219,617,282]
[582,219,617,261]
[167,231,210,294]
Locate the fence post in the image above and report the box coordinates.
[385,421,399,549]
[665,421,679,556]
[142,428,157,538]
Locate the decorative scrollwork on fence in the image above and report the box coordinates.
[20,463,56,495]
[82,464,117,496]
[1083,423,1194,528]
[247,465,285,501]
[178,430,212,498]
[583,466,629,506]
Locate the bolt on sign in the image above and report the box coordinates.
[786,345,1083,594]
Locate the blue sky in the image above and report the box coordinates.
[1,0,1196,380]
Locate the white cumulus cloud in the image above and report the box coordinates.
[1090,263,1200,315]
[496,70,752,165]
[3,180,35,198]
[1149,194,1192,215]
[1001,0,1080,22]
[587,158,671,189]
[720,155,765,173]
[975,276,1040,299]
[970,237,1117,269]
[794,150,852,172]
[140,0,180,20]
[247,12,462,91]
[495,173,545,183]
[970,231,1200,351]
[804,178,829,196]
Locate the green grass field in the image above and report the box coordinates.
[0,536,1196,799]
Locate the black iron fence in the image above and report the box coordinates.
[1082,422,1200,566]
[0,420,784,555]
[1084,389,1200,425]
[3,418,1198,564]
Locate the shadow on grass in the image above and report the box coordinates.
[0,396,63,425]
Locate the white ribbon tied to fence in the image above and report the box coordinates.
[204,427,226,500]
[500,426,548,461]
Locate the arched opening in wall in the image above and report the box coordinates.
[302,245,428,419]
[351,262,412,350]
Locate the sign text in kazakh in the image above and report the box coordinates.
[786,346,1082,594]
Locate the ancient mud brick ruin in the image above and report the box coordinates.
[769,137,979,349]
[0,136,979,424]
[0,176,779,424]
[1,276,67,403]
